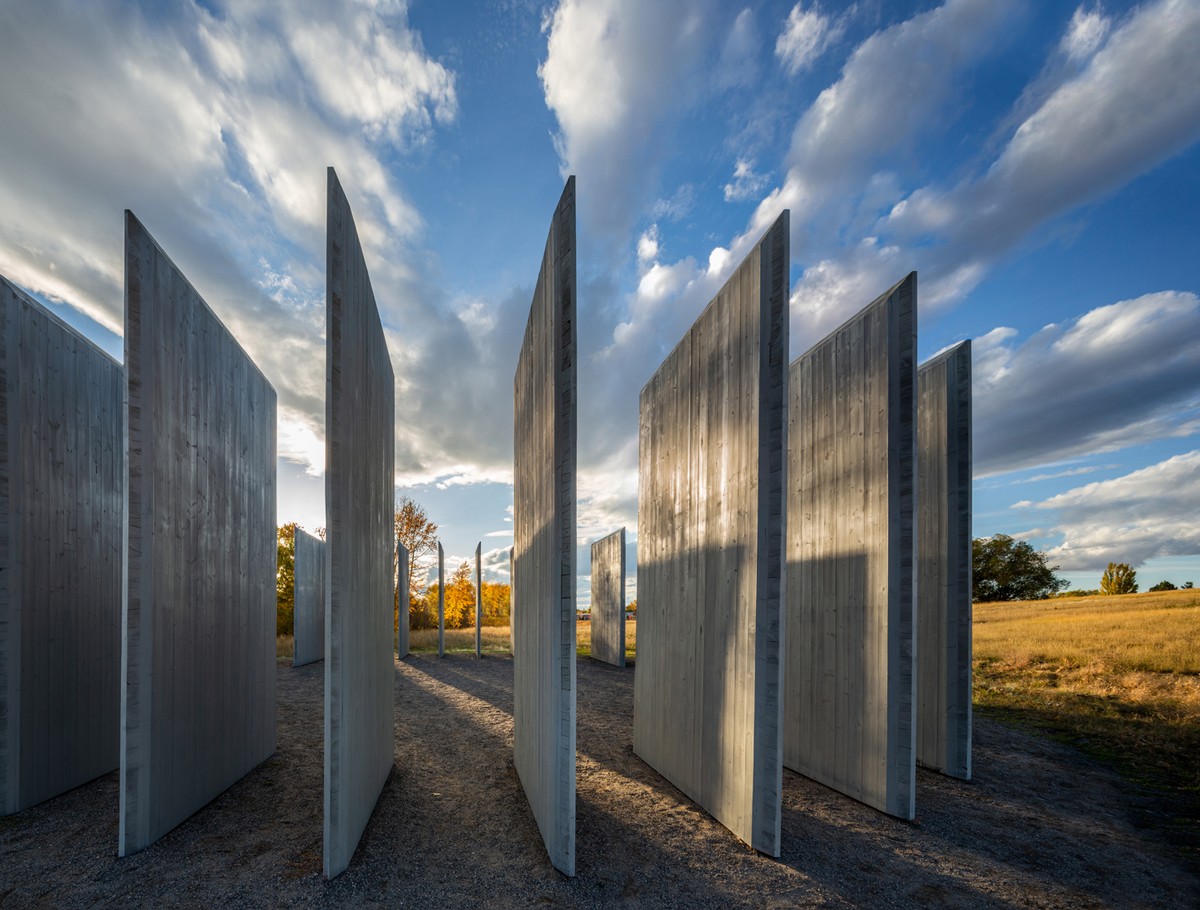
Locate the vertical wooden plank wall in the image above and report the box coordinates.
[589,528,626,668]
[633,212,789,856]
[513,177,577,876]
[785,273,917,820]
[917,341,972,779]
[0,279,122,815]
[293,529,326,668]
[323,168,396,879]
[397,540,410,659]
[120,212,277,855]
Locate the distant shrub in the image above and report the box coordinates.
[1149,580,1178,592]
[1055,589,1100,597]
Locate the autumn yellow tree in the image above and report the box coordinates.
[445,561,476,629]
[276,522,298,636]
[480,581,511,626]
[395,496,438,635]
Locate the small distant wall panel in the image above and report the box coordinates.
[437,543,445,658]
[1,279,122,814]
[293,530,326,668]
[589,529,626,668]
[323,168,396,879]
[784,273,917,820]
[512,177,577,876]
[474,543,482,658]
[916,341,972,780]
[633,212,789,856]
[120,213,277,855]
[397,540,410,659]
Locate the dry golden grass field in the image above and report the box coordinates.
[974,588,1200,861]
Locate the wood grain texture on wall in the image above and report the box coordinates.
[513,177,577,876]
[785,273,916,820]
[1,279,122,815]
[917,341,972,780]
[120,213,277,855]
[323,168,396,879]
[634,211,788,856]
[589,529,626,668]
[293,529,326,668]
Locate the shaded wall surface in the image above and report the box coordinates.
[293,530,326,668]
[397,541,409,659]
[513,177,577,876]
[917,341,972,779]
[589,529,626,668]
[120,212,277,856]
[1,279,122,814]
[323,168,396,879]
[634,211,789,856]
[474,543,482,658]
[784,273,917,820]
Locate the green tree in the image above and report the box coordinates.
[276,522,297,636]
[1100,562,1138,595]
[395,496,438,636]
[1149,580,1177,592]
[972,534,1069,602]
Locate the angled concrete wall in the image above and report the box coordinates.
[437,542,445,658]
[293,530,326,668]
[917,341,972,780]
[634,211,789,857]
[120,212,277,855]
[784,272,917,820]
[589,529,626,668]
[474,543,482,658]
[323,168,396,879]
[513,177,577,876]
[1,279,122,815]
[508,546,515,655]
[397,540,410,659]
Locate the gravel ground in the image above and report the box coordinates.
[1,654,1196,908]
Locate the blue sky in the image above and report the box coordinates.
[2,0,1198,599]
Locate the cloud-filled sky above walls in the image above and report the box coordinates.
[2,0,1198,596]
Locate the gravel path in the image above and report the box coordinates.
[1,654,1195,908]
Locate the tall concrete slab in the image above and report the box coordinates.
[589,529,626,668]
[293,530,326,668]
[508,546,515,655]
[513,177,577,876]
[917,341,972,780]
[120,212,277,855]
[437,542,445,658]
[323,168,396,879]
[474,543,482,658]
[1,279,122,815]
[784,273,917,820]
[634,211,789,857]
[397,540,410,659]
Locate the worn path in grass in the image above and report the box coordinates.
[0,654,1195,907]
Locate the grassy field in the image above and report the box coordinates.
[974,588,1200,859]
[410,625,513,653]
[576,619,638,664]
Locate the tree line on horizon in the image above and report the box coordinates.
[275,496,510,637]
[972,533,1193,603]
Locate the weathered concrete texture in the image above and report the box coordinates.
[634,211,789,857]
[509,546,515,655]
[120,212,277,856]
[437,543,445,658]
[293,530,326,668]
[512,177,577,876]
[397,540,410,659]
[323,168,396,879]
[475,543,483,658]
[784,272,917,820]
[589,529,626,668]
[917,341,972,780]
[1,279,122,815]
